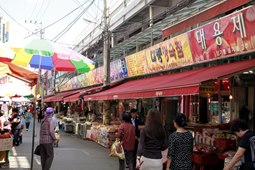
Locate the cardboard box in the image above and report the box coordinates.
[0,138,12,151]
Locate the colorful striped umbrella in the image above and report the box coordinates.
[12,39,95,73]
[51,43,95,73]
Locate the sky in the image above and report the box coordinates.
[0,0,120,48]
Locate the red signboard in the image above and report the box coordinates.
[188,5,255,63]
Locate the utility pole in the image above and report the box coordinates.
[103,0,110,86]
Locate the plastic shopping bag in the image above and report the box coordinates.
[109,140,125,160]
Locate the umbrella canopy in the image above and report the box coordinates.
[12,96,30,102]
[0,96,11,102]
[24,94,34,99]
[0,43,16,62]
[0,83,32,97]
[0,62,38,86]
[12,39,95,73]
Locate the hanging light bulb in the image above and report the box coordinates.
[229,94,233,100]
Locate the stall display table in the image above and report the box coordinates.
[87,123,119,148]
[193,152,221,170]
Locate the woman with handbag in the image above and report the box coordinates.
[116,113,136,170]
[136,108,168,170]
[39,107,58,170]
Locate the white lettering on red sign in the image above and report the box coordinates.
[231,13,247,38]
[213,22,223,46]
[195,29,207,50]
[156,91,163,96]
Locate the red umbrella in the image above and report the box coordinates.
[0,43,16,62]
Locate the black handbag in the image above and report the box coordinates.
[34,144,41,156]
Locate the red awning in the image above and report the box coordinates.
[44,89,81,102]
[162,0,251,39]
[63,86,102,102]
[84,59,255,101]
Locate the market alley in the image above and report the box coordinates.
[8,120,118,170]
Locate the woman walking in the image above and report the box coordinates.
[116,113,136,170]
[166,113,193,170]
[136,108,168,170]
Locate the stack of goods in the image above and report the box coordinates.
[194,128,236,154]
[223,151,241,170]
[88,123,119,148]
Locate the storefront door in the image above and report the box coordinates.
[161,98,178,137]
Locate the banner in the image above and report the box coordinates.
[85,66,103,86]
[145,33,193,73]
[188,5,255,63]
[110,58,128,82]
[125,50,149,77]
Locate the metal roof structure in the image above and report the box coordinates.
[93,0,222,65]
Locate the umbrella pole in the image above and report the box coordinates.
[30,100,36,170]
[30,82,38,170]
[31,55,42,170]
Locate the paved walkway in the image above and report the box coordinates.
[4,120,119,170]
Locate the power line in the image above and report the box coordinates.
[51,0,95,42]
[37,0,51,21]
[24,0,91,39]
[29,0,39,20]
[0,6,30,32]
[33,0,47,20]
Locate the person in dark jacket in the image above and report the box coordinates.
[130,108,143,166]
[136,108,168,170]
[8,108,20,146]
[224,119,255,170]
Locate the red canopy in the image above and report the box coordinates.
[44,89,81,102]
[1,62,38,86]
[84,59,255,100]
[63,86,102,102]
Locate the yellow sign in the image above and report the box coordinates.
[146,33,193,72]
[125,50,149,77]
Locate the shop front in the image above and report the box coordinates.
[81,58,255,153]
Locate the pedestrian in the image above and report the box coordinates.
[223,119,255,170]
[38,107,43,123]
[166,113,193,170]
[136,108,168,170]
[39,107,58,170]
[17,113,25,144]
[130,108,143,166]
[24,109,32,131]
[0,110,5,131]
[1,102,8,118]
[8,107,21,146]
[116,113,135,170]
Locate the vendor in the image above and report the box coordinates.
[223,119,255,170]
[87,110,96,122]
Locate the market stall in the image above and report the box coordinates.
[87,122,119,148]
[0,132,12,168]
[188,124,237,170]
